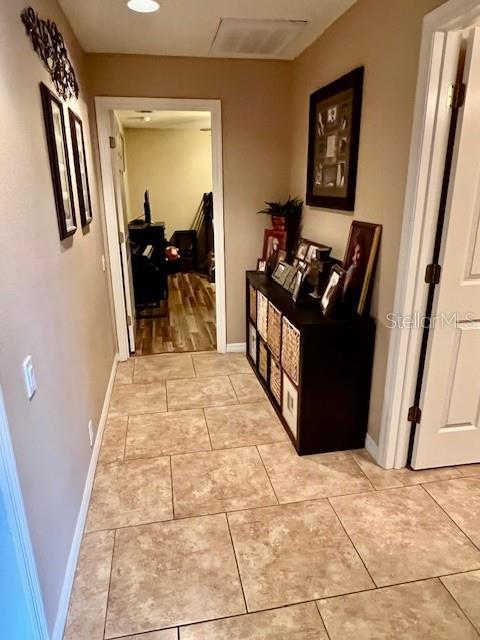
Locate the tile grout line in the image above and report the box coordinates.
[169,455,176,520]
[348,452,377,492]
[419,483,480,553]
[314,601,333,640]
[202,407,214,451]
[102,528,117,640]
[256,445,280,505]
[191,354,198,377]
[90,485,456,534]
[327,497,379,589]
[122,416,129,462]
[225,513,249,614]
[435,576,480,637]
[228,374,241,403]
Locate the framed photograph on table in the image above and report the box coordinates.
[320,265,346,315]
[306,67,364,211]
[40,82,77,240]
[291,262,308,302]
[262,229,286,261]
[256,259,267,272]
[342,221,382,315]
[69,108,93,227]
[272,260,288,285]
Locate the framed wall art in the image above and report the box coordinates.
[40,82,77,240]
[69,108,93,227]
[306,67,364,211]
[342,220,381,315]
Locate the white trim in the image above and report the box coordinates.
[52,355,118,640]
[365,433,379,462]
[226,342,246,353]
[95,96,227,359]
[0,387,49,640]
[379,0,480,469]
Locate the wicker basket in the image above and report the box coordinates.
[257,291,268,341]
[258,339,268,381]
[267,302,282,360]
[269,356,282,405]
[281,317,300,385]
[249,284,257,323]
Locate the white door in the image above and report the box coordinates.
[110,113,136,353]
[412,28,480,469]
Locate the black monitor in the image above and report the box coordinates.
[143,189,152,224]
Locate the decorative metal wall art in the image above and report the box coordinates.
[21,6,79,100]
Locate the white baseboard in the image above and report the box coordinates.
[365,432,379,462]
[52,354,118,640]
[226,342,246,353]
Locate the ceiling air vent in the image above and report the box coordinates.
[210,18,307,58]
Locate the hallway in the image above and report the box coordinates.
[63,353,480,639]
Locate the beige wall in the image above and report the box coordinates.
[86,54,292,344]
[124,128,212,239]
[289,0,445,443]
[0,0,115,631]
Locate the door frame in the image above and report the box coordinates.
[95,96,227,360]
[378,0,480,469]
[0,386,49,639]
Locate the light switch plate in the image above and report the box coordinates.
[22,356,37,400]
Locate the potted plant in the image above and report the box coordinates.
[258,196,303,259]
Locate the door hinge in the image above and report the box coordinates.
[447,83,466,109]
[109,135,116,149]
[425,263,441,285]
[126,314,132,326]
[408,405,422,424]
[118,230,125,244]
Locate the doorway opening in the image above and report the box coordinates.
[95,97,226,361]
[115,109,215,354]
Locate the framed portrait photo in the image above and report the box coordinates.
[306,67,364,211]
[40,82,77,240]
[342,221,382,315]
[272,260,288,285]
[320,265,346,315]
[256,259,267,272]
[69,108,93,227]
[262,229,287,263]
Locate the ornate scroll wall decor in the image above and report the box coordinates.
[21,6,79,100]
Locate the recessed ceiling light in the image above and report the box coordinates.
[127,0,160,14]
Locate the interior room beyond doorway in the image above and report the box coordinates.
[117,109,216,355]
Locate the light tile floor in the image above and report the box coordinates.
[64,353,480,639]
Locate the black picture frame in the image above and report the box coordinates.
[68,108,93,228]
[40,82,77,240]
[306,67,364,211]
[320,264,346,316]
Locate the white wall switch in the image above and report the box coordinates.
[88,420,94,447]
[101,255,106,272]
[22,356,37,400]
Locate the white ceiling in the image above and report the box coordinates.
[58,0,356,60]
[117,110,211,129]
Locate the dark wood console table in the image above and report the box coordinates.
[246,271,376,455]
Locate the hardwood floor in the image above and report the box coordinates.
[134,272,216,355]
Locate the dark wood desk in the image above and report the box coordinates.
[128,221,165,246]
